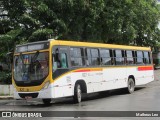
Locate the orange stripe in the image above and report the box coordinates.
[138,66,153,71]
[74,68,102,72]
[74,69,91,72]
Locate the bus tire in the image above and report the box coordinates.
[42,99,51,105]
[127,78,135,94]
[73,83,82,103]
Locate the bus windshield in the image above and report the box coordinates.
[13,52,49,82]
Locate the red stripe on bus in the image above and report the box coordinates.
[138,66,153,71]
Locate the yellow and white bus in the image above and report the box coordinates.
[13,40,154,104]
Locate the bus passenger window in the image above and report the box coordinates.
[100,49,112,65]
[126,51,134,65]
[90,49,100,66]
[136,51,144,64]
[143,51,151,64]
[70,48,84,67]
[53,52,68,70]
[115,50,124,65]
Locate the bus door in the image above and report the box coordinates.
[52,46,72,97]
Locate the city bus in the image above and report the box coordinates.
[13,40,154,104]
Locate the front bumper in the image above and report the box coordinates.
[13,87,53,99]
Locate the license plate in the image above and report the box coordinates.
[25,96,32,99]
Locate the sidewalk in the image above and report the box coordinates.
[0,95,13,100]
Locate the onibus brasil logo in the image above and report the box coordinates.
[2,112,42,118]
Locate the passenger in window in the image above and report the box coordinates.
[60,53,68,68]
[54,49,61,68]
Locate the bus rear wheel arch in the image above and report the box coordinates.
[73,80,87,103]
[127,76,135,94]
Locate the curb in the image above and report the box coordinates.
[0,96,13,100]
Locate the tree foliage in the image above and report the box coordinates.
[0,0,160,60]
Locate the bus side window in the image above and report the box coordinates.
[53,51,68,71]
[70,47,85,67]
[136,51,144,65]
[126,50,134,65]
[115,50,124,65]
[100,49,112,65]
[90,48,100,66]
[143,51,151,64]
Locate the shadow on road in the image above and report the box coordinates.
[15,87,146,107]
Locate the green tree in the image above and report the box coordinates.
[0,0,160,54]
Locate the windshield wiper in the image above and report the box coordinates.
[32,51,39,62]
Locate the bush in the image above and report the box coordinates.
[0,71,12,84]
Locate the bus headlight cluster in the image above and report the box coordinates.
[42,81,50,90]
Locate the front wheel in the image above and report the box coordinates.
[42,99,51,105]
[73,84,82,103]
[127,78,135,94]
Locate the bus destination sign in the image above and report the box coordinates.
[15,42,49,53]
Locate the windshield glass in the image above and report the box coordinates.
[14,52,49,82]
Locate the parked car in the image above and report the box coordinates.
[0,62,8,71]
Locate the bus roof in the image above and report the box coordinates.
[50,40,151,51]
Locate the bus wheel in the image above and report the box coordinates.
[127,78,135,94]
[73,83,82,103]
[42,99,51,105]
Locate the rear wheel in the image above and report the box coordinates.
[127,78,135,94]
[42,99,51,105]
[73,83,82,103]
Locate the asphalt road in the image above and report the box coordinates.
[0,70,160,120]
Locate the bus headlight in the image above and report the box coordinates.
[42,82,50,90]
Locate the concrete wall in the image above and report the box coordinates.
[0,85,13,95]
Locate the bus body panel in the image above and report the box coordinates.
[13,66,154,99]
